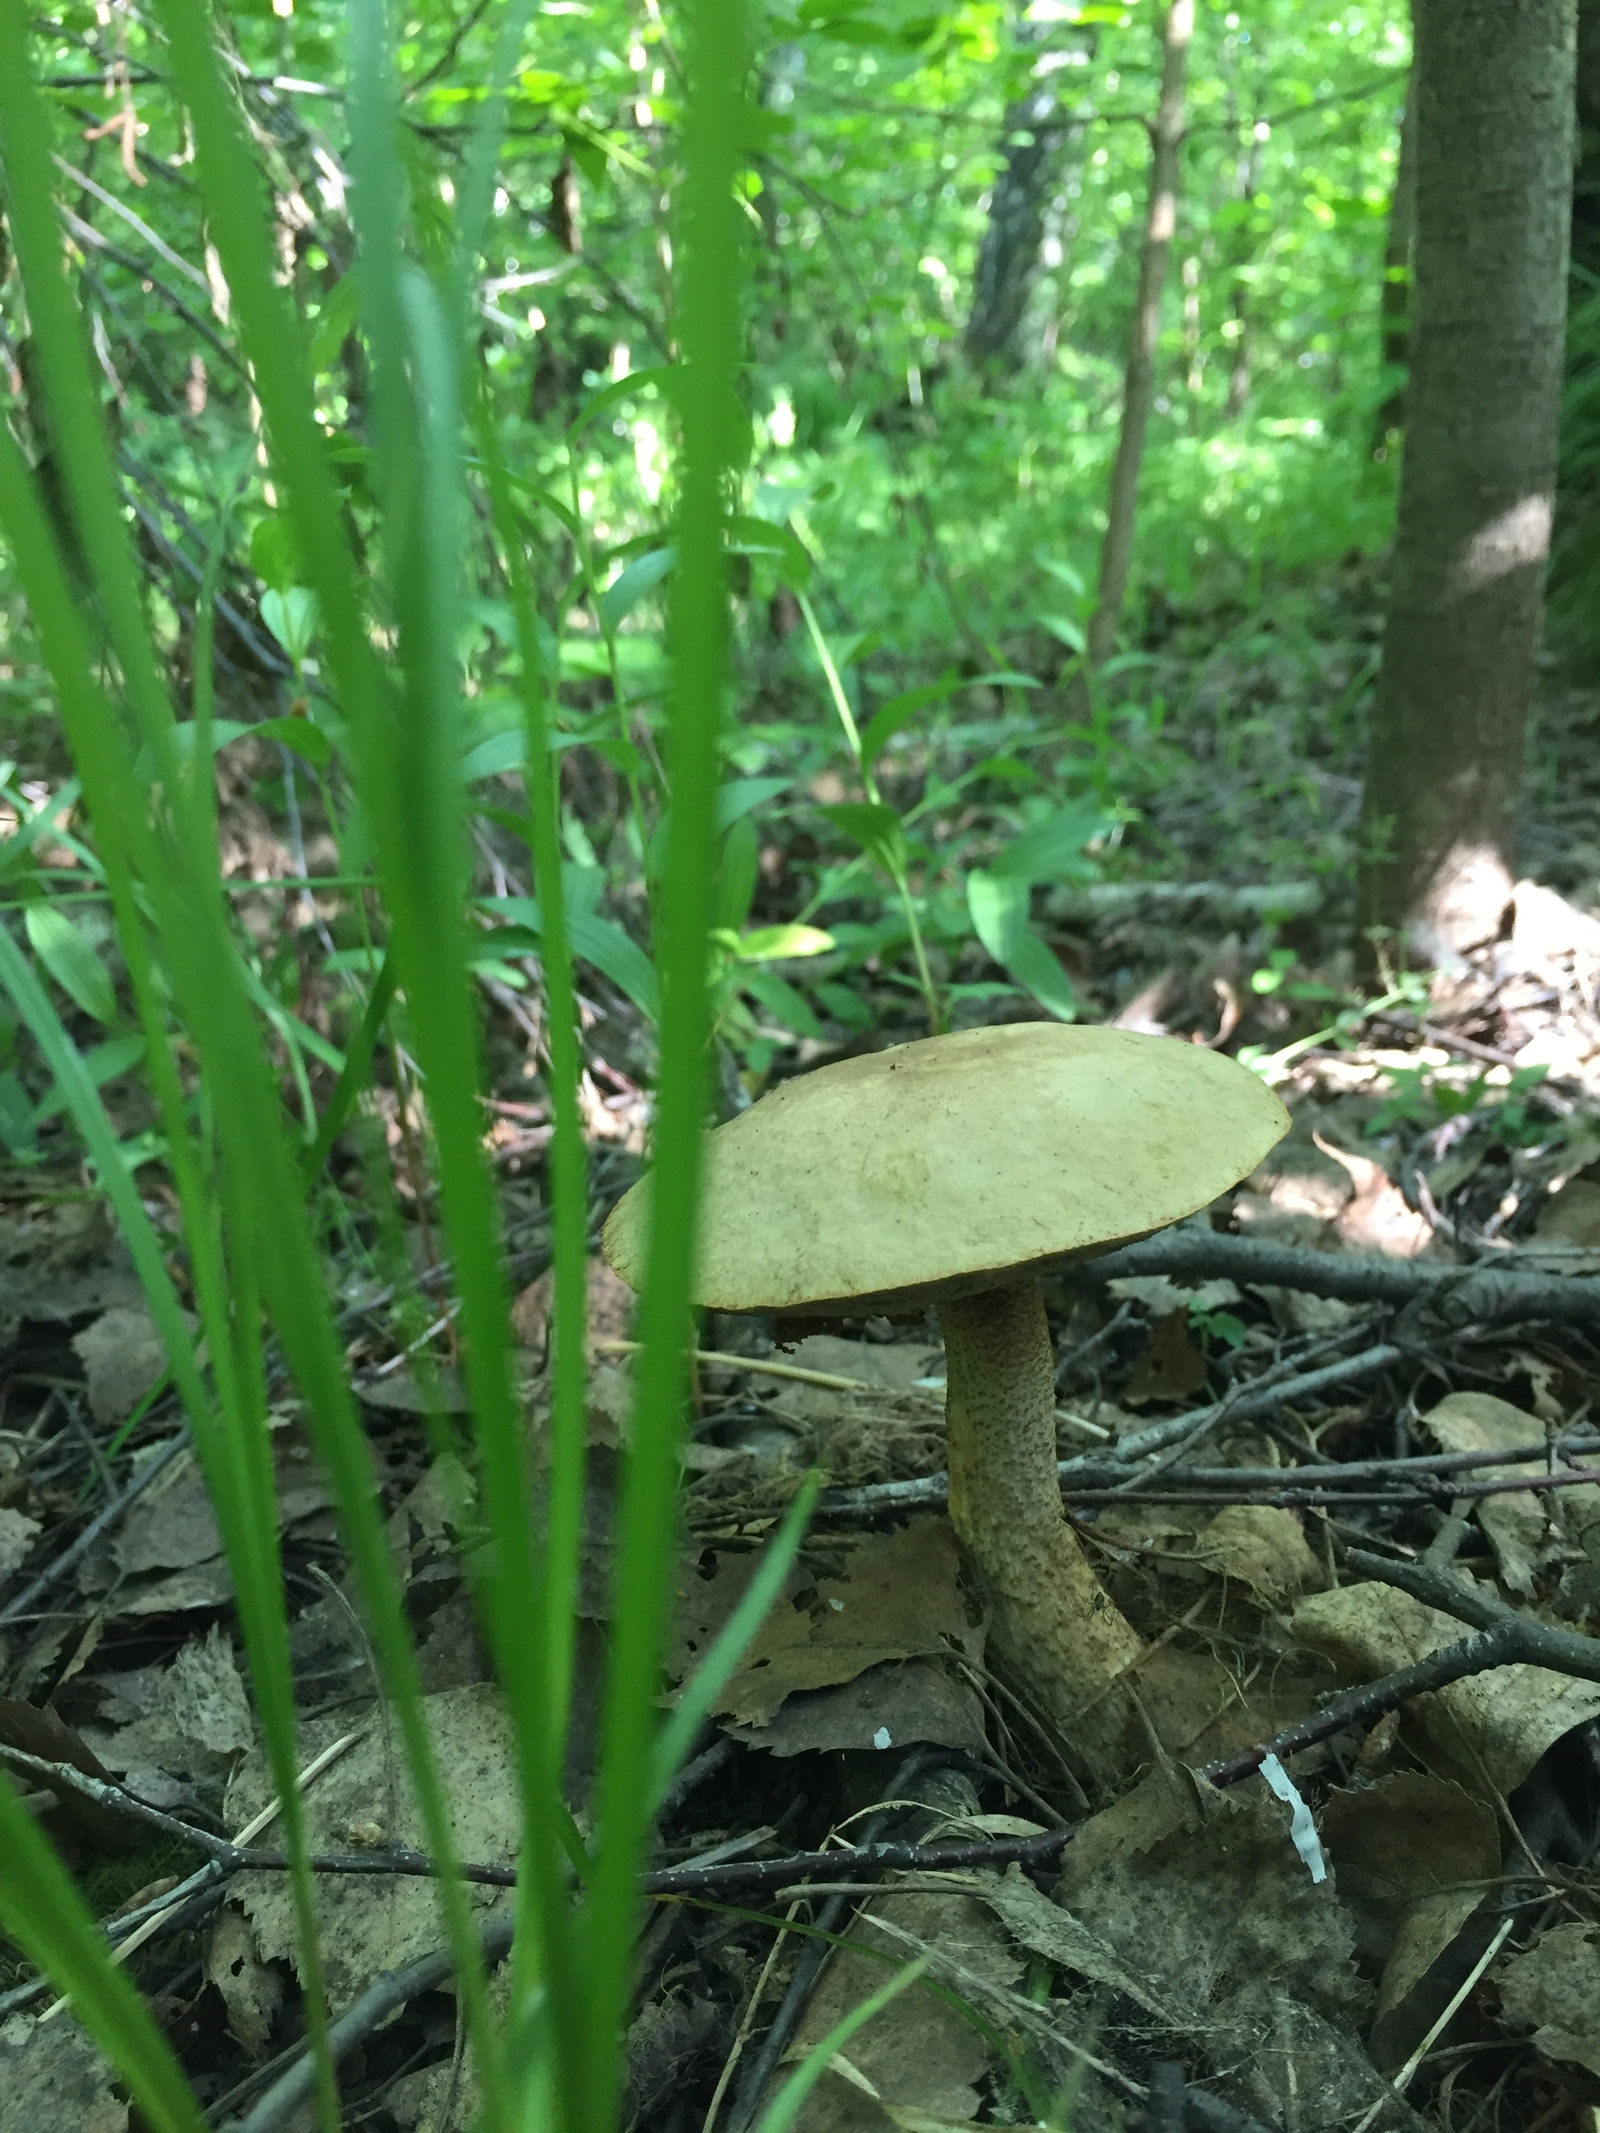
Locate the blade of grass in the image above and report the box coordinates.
[582,0,749,2119]
[646,1472,819,1818]
[477,393,595,2048]
[0,136,343,2122]
[0,1775,206,2133]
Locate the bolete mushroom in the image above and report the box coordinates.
[602,1023,1288,1763]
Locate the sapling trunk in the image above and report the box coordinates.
[939,1281,1141,1764]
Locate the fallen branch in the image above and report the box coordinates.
[1084,1228,1600,1330]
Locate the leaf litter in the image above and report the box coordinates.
[17,871,1600,2127]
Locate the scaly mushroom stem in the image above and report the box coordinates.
[940,1281,1142,1760]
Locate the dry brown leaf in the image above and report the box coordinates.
[1122,1310,1210,1407]
[709,1521,980,1729]
[1317,1137,1434,1258]
[225,1685,517,2007]
[1051,1768,1423,2130]
[0,2013,127,2133]
[1320,1773,1499,2020]
[775,1892,1022,2133]
[1190,1504,1324,1610]
[71,1306,171,1425]
[1293,1580,1600,1795]
[1418,1391,1546,1593]
[721,1655,987,1757]
[0,1506,41,1585]
[510,1254,635,1354]
[205,1906,283,2058]
[1498,1920,1600,2075]
[1535,1178,1600,1247]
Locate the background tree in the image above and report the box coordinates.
[1357,0,1576,964]
[963,16,1093,369]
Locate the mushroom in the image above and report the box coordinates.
[602,1023,1289,1765]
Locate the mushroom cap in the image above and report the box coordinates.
[602,1023,1289,1316]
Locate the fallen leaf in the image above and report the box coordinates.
[0,1507,41,1585]
[1293,1580,1600,1795]
[1315,1136,1435,1258]
[510,1255,635,1355]
[84,1625,254,1800]
[1051,1768,1421,2130]
[1498,1920,1600,2075]
[226,1685,518,2007]
[774,1892,1021,2132]
[72,1306,171,1425]
[0,2012,127,2133]
[723,1655,987,1757]
[1418,1392,1545,1593]
[709,1521,981,1728]
[1191,1504,1324,1610]
[1122,1311,1209,1407]
[1534,1180,1600,1247]
[1321,1773,1499,2020]
[205,1906,283,2058]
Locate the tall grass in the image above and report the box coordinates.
[0,0,763,2125]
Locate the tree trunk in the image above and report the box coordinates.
[1372,89,1418,449]
[1081,0,1193,681]
[964,21,1092,369]
[1357,0,1576,966]
[1222,126,1264,420]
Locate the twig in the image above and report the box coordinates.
[1198,1622,1544,1786]
[1345,1548,1600,1680]
[0,1428,192,1624]
[817,1341,1406,1517]
[1085,1228,1600,1330]
[594,1337,926,1397]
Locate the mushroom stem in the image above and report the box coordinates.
[939,1281,1142,1754]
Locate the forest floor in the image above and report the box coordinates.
[8,585,1600,2132]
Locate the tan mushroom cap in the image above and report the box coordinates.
[602,1022,1290,1317]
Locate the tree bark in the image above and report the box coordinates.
[1082,0,1193,681]
[964,21,1092,369]
[1357,0,1576,966]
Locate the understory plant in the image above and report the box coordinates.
[0,0,878,2126]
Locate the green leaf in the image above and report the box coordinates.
[736,924,834,960]
[966,871,1074,1021]
[259,586,320,665]
[965,868,1029,963]
[484,896,660,1023]
[718,776,791,831]
[569,363,682,442]
[31,1030,146,1125]
[999,930,1077,1022]
[600,546,676,632]
[860,675,959,768]
[249,515,298,595]
[818,800,908,880]
[24,902,117,1024]
[985,803,1107,885]
[739,964,826,1040]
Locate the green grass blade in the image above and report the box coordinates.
[647,1473,819,1817]
[582,0,750,2116]
[0,1776,206,2133]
